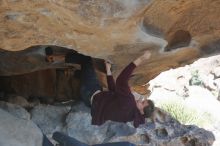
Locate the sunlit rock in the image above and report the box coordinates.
[149,54,220,145]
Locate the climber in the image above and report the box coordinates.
[45,47,155,128]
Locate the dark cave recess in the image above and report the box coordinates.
[0,45,106,104]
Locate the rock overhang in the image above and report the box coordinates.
[0,0,220,88]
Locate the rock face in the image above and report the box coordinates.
[0,66,81,102]
[0,0,220,87]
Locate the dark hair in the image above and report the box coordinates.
[143,100,155,118]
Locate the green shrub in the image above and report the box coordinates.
[189,70,203,86]
[158,100,212,127]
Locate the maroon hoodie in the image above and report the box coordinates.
[91,63,145,128]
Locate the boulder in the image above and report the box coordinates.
[61,102,214,146]
[0,109,43,146]
[0,101,30,120]
[30,104,71,134]
[64,103,136,145]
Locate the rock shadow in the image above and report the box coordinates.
[164,30,192,52]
